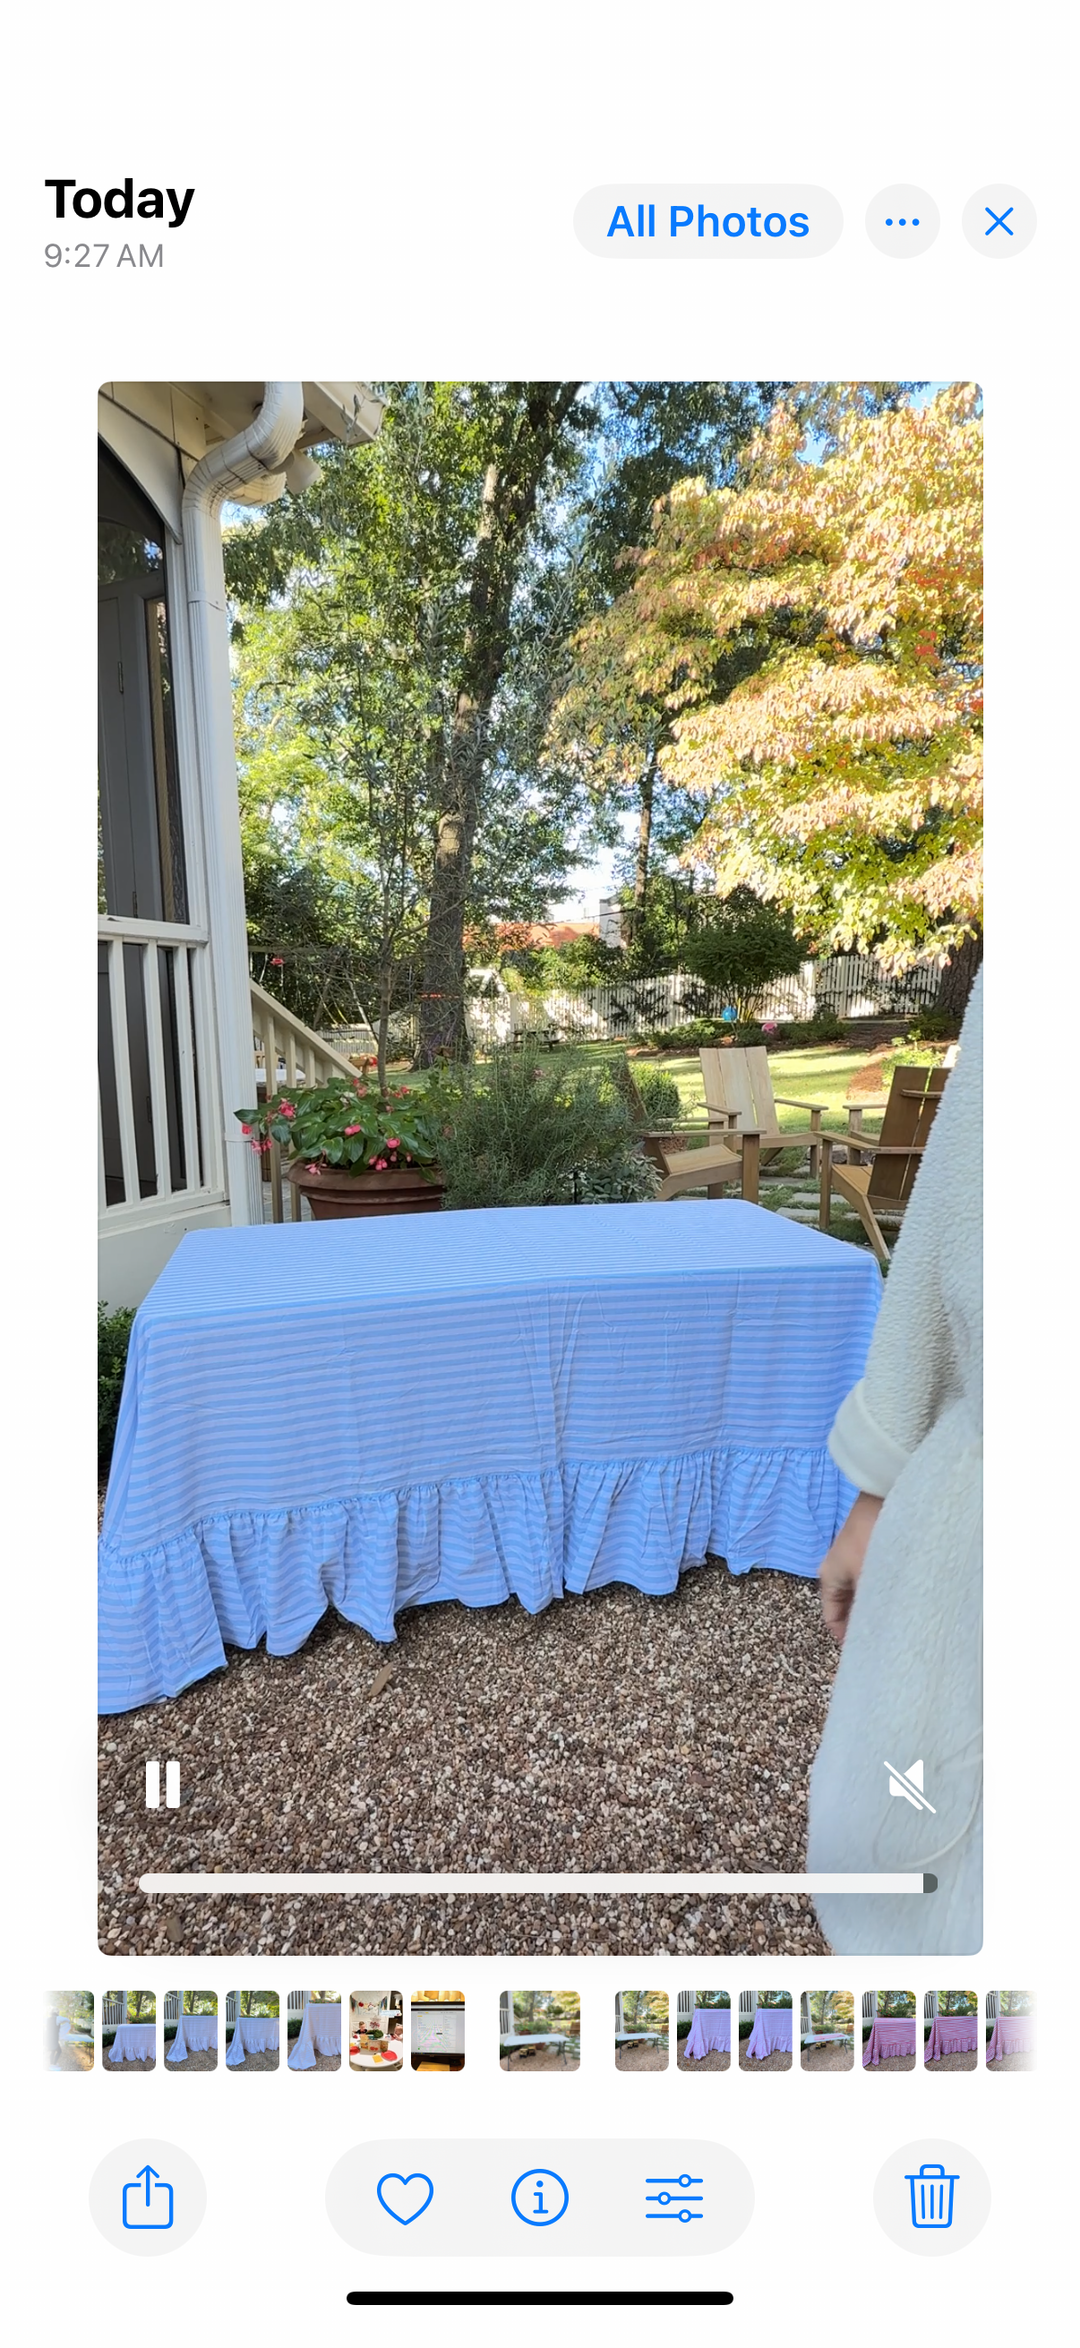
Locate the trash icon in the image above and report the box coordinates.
[905,2161,957,2230]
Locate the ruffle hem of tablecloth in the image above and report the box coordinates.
[98,1442,851,1712]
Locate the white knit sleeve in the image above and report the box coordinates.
[827,972,983,1498]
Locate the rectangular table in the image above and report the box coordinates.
[107,2022,156,2064]
[225,2016,279,2067]
[682,2008,731,2060]
[99,1202,880,1712]
[501,2033,570,2065]
[986,2014,1034,2061]
[166,2012,218,2063]
[743,2008,792,2061]
[924,2013,977,2061]
[863,2017,916,2066]
[288,2001,341,2069]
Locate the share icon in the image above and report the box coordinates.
[884,1758,936,1813]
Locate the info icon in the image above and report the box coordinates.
[865,185,939,258]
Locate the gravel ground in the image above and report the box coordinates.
[923,2049,977,2072]
[49,2043,94,2073]
[102,2052,155,2072]
[739,2046,792,2071]
[986,2051,1035,2072]
[863,2054,915,2072]
[162,2044,217,2071]
[677,2046,730,2071]
[224,2044,278,2071]
[801,2043,853,2070]
[99,1558,836,1959]
[615,2041,668,2071]
[500,2046,579,2072]
[289,2049,340,2071]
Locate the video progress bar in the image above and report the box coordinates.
[140,1871,936,1895]
[346,2291,734,2307]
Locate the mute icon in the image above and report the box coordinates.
[884,1758,936,1813]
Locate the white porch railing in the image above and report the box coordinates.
[99,915,221,1217]
[102,1992,125,2028]
[163,1992,181,2024]
[250,983,368,1225]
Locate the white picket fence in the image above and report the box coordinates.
[456,955,943,1050]
[323,951,944,1059]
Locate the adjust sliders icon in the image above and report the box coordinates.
[884,1758,936,1812]
[646,2171,704,2222]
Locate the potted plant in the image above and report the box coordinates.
[236,1070,455,1221]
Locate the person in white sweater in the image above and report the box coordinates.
[808,969,982,1954]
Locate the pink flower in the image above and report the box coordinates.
[241,1124,252,1135]
[373,1157,388,1170]
[270,956,284,967]
[306,1162,320,1174]
[344,1124,362,1136]
[278,1101,295,1118]
[385,1137,401,1149]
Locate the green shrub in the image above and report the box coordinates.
[98,1303,136,1475]
[439,1052,651,1210]
[682,887,807,1016]
[905,1007,958,1042]
[631,1065,682,1126]
[645,1020,728,1052]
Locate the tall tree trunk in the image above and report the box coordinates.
[417,385,583,1064]
[634,755,656,910]
[935,923,983,1024]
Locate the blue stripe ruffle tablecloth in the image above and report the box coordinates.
[99,1201,880,1713]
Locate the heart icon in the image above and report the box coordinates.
[377,2171,434,2226]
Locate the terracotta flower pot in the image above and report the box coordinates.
[285,1161,445,1220]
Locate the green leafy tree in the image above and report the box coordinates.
[560,385,978,983]
[682,886,807,1015]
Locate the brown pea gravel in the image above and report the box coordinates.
[801,2043,853,2070]
[986,2051,1035,2072]
[677,2046,730,2071]
[500,2047,579,2072]
[923,2049,977,2072]
[162,2045,217,2072]
[98,1558,836,1960]
[102,2053,156,2072]
[48,2043,95,2074]
[739,2047,792,2071]
[863,2054,915,2072]
[224,2045,278,2071]
[615,2042,668,2071]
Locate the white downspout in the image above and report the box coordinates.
[182,383,306,1224]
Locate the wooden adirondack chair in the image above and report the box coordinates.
[818,1061,950,1265]
[617,1061,761,1203]
[699,1046,827,1176]
[642,1126,761,1204]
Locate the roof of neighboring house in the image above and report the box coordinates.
[491,921,600,949]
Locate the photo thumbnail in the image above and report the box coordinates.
[95,379,982,1962]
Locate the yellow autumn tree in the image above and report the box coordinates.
[561,385,982,970]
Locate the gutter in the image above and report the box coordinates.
[181,383,306,1225]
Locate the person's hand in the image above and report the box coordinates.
[819,1491,884,1644]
